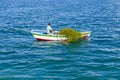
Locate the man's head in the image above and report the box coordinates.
[48,23,51,26]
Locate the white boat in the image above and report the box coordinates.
[31,29,91,41]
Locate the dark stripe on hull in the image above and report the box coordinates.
[36,38,55,41]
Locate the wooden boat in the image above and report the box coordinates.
[31,29,91,41]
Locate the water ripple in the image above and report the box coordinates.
[0,0,120,79]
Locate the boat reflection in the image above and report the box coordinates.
[32,38,90,48]
[32,40,62,47]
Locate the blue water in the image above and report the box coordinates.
[0,0,120,80]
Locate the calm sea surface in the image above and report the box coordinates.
[0,0,120,80]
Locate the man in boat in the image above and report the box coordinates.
[47,23,54,34]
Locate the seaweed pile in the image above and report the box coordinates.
[59,28,83,43]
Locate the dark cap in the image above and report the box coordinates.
[48,23,51,26]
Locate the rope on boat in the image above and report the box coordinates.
[14,28,31,33]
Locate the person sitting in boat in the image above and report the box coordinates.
[47,23,54,34]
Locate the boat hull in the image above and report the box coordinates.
[31,30,91,41]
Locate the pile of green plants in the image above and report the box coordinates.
[59,28,83,43]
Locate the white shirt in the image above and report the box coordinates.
[47,25,53,34]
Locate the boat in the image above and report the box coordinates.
[31,29,91,41]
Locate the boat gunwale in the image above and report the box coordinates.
[31,32,66,38]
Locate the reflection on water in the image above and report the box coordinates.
[32,39,90,49]
[64,39,90,52]
[32,40,62,47]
